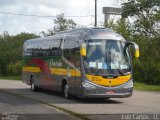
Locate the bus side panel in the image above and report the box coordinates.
[22,38,63,91]
[49,56,64,92]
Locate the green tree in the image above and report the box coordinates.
[0,32,38,76]
[121,0,160,85]
[43,13,77,36]
[122,0,160,37]
[107,18,133,41]
[107,0,160,85]
[53,13,77,33]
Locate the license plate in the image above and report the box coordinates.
[106,91,115,95]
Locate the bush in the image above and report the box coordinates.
[7,61,22,76]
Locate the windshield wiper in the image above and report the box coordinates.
[94,70,118,78]
[117,69,125,76]
[94,69,101,76]
[102,74,118,78]
[117,69,131,76]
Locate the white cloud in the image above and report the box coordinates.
[27,4,61,16]
[0,0,122,35]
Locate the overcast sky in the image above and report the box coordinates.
[0,0,124,35]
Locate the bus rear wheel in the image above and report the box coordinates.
[63,83,70,99]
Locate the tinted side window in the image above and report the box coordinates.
[63,40,74,60]
[63,40,80,67]
[24,38,62,57]
[50,39,62,56]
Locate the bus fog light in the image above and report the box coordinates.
[124,81,133,88]
[82,82,96,89]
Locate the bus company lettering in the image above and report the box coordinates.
[49,59,62,67]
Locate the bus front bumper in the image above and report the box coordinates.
[81,80,133,98]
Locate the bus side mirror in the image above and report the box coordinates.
[135,49,140,58]
[80,43,86,56]
[125,41,140,58]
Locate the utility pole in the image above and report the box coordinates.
[95,0,97,27]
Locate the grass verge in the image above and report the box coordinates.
[0,76,21,80]
[134,82,160,92]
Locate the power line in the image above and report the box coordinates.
[0,11,94,18]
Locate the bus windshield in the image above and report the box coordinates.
[84,39,131,76]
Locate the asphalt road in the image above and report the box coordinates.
[0,80,160,120]
[0,80,81,120]
[0,91,82,120]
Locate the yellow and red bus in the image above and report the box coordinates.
[22,28,139,99]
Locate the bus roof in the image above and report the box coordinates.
[56,27,124,40]
[25,27,125,44]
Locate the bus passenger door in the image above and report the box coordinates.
[75,50,81,95]
[69,42,80,95]
[69,48,80,95]
[63,37,80,96]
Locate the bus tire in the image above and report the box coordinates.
[63,82,71,99]
[30,78,39,92]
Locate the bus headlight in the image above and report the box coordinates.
[124,81,133,89]
[82,81,96,89]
